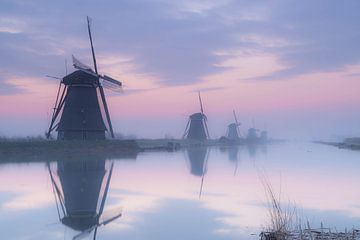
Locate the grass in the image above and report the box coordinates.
[259,176,360,240]
[0,138,140,163]
[260,176,297,240]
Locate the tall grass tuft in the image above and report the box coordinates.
[260,175,297,240]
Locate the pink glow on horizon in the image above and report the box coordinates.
[1,53,360,137]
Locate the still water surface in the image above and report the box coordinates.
[0,142,359,239]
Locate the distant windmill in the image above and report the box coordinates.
[260,131,268,143]
[226,110,241,140]
[247,127,260,143]
[47,160,122,240]
[46,16,122,140]
[182,92,210,141]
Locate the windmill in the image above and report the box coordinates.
[246,120,260,143]
[47,159,122,240]
[226,110,241,140]
[260,124,268,143]
[182,92,210,141]
[46,16,122,140]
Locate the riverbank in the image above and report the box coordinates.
[0,137,279,163]
[0,139,140,162]
[316,138,360,151]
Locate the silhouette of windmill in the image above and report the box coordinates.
[46,16,122,140]
[226,110,241,141]
[183,92,210,141]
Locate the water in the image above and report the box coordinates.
[0,142,360,239]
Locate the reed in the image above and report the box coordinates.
[260,175,297,240]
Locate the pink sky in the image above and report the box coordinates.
[0,53,359,139]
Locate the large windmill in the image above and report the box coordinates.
[182,92,210,141]
[47,159,122,240]
[226,110,241,140]
[46,16,122,140]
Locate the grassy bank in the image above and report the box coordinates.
[0,139,140,163]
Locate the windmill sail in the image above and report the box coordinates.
[72,55,93,72]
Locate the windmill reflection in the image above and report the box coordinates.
[228,146,240,176]
[220,146,240,176]
[247,144,258,158]
[186,147,209,199]
[47,158,121,240]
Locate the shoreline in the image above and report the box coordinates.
[0,138,282,163]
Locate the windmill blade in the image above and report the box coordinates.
[198,91,204,114]
[47,85,68,138]
[72,226,96,240]
[199,174,205,199]
[100,75,122,87]
[199,148,210,199]
[233,110,240,126]
[47,163,66,217]
[47,162,62,221]
[46,75,62,80]
[99,86,115,138]
[182,119,190,139]
[72,55,93,72]
[46,79,62,138]
[100,76,122,93]
[87,162,115,240]
[204,118,210,140]
[100,211,122,226]
[98,162,115,218]
[102,83,123,93]
[93,226,98,240]
[87,16,98,74]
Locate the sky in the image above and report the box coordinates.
[0,0,359,139]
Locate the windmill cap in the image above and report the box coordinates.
[190,112,206,119]
[62,70,98,86]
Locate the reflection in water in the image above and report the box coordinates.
[47,157,121,239]
[228,147,240,176]
[3,143,360,240]
[186,147,209,198]
[220,146,241,175]
[228,146,239,163]
[247,144,258,158]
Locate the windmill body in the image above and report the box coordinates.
[183,92,210,141]
[224,110,241,141]
[226,123,240,140]
[57,70,107,140]
[260,130,268,142]
[247,127,259,142]
[186,113,208,141]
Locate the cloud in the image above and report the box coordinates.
[0,0,359,97]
